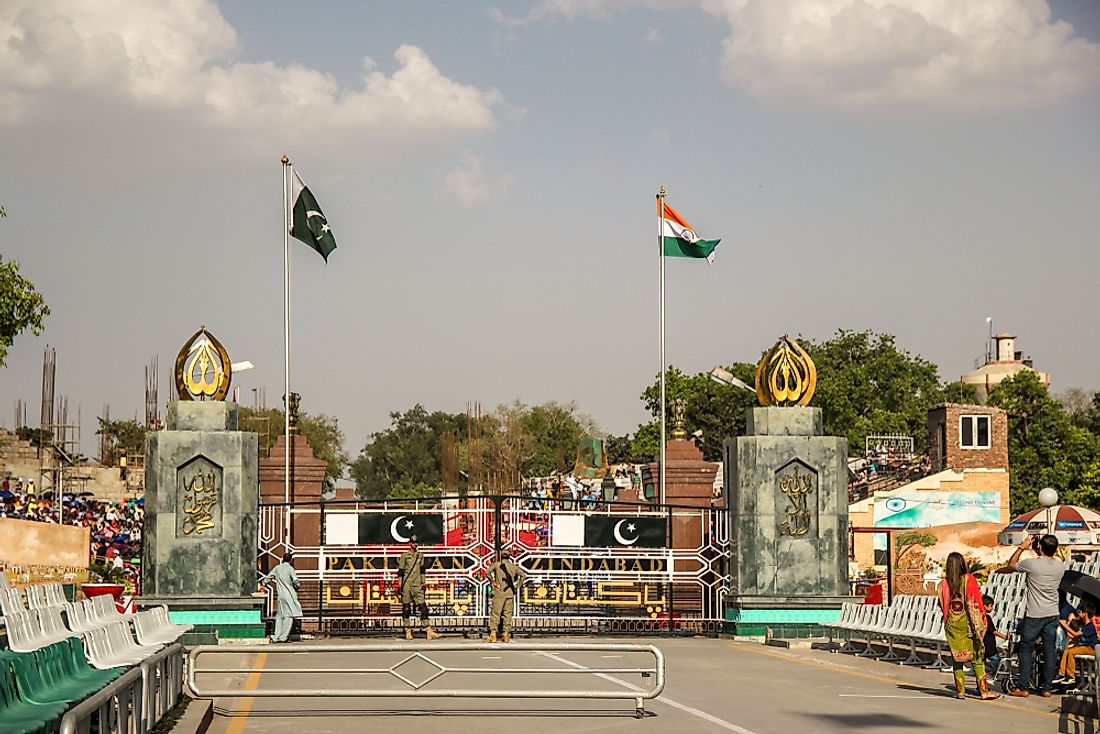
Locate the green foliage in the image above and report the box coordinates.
[0,256,50,368]
[895,530,937,549]
[942,381,979,404]
[639,363,757,461]
[630,422,660,463]
[387,482,443,500]
[605,433,633,464]
[522,401,599,476]
[239,407,348,484]
[15,426,50,447]
[96,417,145,465]
[988,371,1100,514]
[349,405,467,500]
[804,330,945,455]
[350,400,599,500]
[894,530,937,566]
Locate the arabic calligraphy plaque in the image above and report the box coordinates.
[176,455,223,538]
[775,459,817,539]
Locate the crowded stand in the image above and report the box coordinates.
[0,479,143,588]
[0,481,186,731]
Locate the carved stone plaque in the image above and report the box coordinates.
[176,455,224,538]
[775,459,817,539]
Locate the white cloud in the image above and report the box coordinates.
[492,0,1100,112]
[443,152,515,207]
[0,0,503,144]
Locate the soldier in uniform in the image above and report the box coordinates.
[486,548,526,643]
[397,536,441,640]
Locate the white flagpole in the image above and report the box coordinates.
[657,186,667,507]
[281,156,291,507]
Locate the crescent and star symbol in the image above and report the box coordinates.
[390,515,414,543]
[305,209,331,239]
[613,519,639,546]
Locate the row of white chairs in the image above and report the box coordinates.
[826,595,1026,667]
[1,581,68,615]
[826,600,951,667]
[1,588,192,671]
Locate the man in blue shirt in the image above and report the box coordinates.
[1054,609,1098,686]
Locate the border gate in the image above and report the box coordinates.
[257,496,730,635]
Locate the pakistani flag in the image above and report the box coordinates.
[290,171,337,262]
[659,200,720,261]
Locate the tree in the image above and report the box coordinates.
[804,330,945,455]
[0,256,50,368]
[988,371,1100,514]
[638,363,757,461]
[96,418,146,465]
[894,530,937,565]
[349,405,467,500]
[239,406,349,484]
[522,401,599,476]
[606,434,633,464]
[942,381,979,404]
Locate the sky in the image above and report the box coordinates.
[1,0,1099,464]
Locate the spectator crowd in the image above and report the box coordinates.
[521,464,640,511]
[0,476,143,586]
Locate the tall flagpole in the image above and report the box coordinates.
[281,156,291,507]
[657,185,667,507]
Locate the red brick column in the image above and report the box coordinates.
[258,434,327,558]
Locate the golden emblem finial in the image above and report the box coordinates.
[174,326,232,401]
[755,336,816,407]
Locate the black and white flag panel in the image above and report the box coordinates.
[356,513,444,545]
[583,516,665,547]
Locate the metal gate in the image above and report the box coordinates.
[257,496,730,635]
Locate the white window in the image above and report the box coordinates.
[959,415,990,449]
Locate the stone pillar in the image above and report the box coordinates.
[724,406,859,636]
[258,433,327,560]
[139,401,263,635]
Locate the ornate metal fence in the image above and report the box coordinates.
[257,495,730,635]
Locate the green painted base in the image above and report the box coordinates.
[725,607,841,638]
[726,608,841,624]
[169,609,262,625]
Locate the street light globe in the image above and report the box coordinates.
[1038,487,1058,508]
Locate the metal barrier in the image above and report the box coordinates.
[59,665,145,734]
[188,642,665,717]
[140,643,185,731]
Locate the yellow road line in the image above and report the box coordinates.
[729,643,1064,719]
[224,651,268,734]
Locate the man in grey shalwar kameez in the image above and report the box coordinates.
[262,552,302,643]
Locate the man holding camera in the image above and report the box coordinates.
[996,533,1065,697]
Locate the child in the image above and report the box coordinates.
[983,595,1010,684]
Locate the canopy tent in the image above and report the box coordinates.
[998,504,1100,546]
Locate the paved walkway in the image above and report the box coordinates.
[193,636,1095,734]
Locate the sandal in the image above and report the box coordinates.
[979,693,1001,701]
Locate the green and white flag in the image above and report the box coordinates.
[290,171,337,262]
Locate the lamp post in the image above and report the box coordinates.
[708,366,754,393]
[1038,487,1058,537]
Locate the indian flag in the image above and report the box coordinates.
[659,200,720,261]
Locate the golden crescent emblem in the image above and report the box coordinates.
[755,336,816,407]
[174,326,232,401]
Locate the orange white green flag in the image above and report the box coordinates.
[658,200,720,262]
